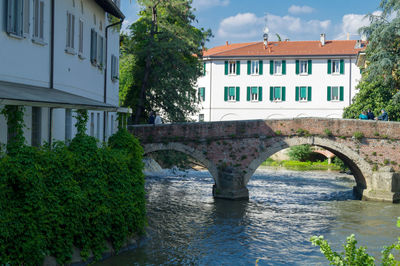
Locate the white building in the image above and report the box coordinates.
[0,0,124,146]
[196,35,366,122]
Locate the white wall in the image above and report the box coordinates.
[0,0,51,87]
[196,57,362,121]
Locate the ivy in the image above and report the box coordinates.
[0,107,146,264]
[0,105,25,151]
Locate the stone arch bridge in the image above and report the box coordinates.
[130,118,400,203]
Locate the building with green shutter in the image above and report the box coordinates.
[195,35,366,122]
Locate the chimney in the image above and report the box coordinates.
[347,33,350,40]
[320,33,326,46]
[225,41,229,46]
[263,33,268,48]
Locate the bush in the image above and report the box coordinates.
[288,145,313,162]
[0,109,146,265]
[311,218,400,265]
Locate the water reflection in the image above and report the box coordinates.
[96,169,400,266]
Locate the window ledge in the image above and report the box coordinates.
[331,72,341,76]
[299,73,309,76]
[274,73,283,76]
[78,53,86,60]
[32,38,47,46]
[250,73,260,76]
[273,100,282,102]
[228,74,237,76]
[65,47,76,55]
[7,32,23,40]
[111,77,119,82]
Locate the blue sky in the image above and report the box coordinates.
[120,0,381,48]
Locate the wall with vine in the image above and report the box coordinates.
[0,106,146,265]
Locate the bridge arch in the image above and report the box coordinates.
[245,136,373,192]
[142,142,218,183]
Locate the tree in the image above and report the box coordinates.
[343,0,400,121]
[120,0,212,124]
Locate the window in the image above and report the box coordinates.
[32,0,44,42]
[110,115,114,135]
[327,86,344,101]
[224,86,240,102]
[295,86,312,102]
[90,28,97,64]
[247,87,262,102]
[328,59,344,75]
[31,107,41,147]
[23,0,30,36]
[111,55,119,81]
[199,114,204,122]
[90,113,94,136]
[247,60,263,75]
[203,62,206,76]
[78,19,84,56]
[96,113,100,139]
[274,61,282,74]
[65,109,72,142]
[225,61,240,75]
[296,60,312,75]
[270,60,286,75]
[6,0,25,37]
[198,87,205,101]
[269,87,286,102]
[98,35,104,68]
[66,12,75,53]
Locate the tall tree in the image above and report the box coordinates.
[343,0,400,120]
[120,0,212,124]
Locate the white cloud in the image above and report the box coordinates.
[288,5,315,15]
[335,11,381,39]
[192,0,229,10]
[216,12,331,43]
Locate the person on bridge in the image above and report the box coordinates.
[155,113,163,125]
[377,109,388,121]
[367,109,375,120]
[148,111,156,124]
[359,111,368,120]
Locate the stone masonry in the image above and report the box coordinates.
[130,118,400,203]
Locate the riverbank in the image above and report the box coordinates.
[261,158,342,171]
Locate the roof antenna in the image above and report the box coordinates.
[263,15,269,48]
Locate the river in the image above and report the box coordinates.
[96,168,400,265]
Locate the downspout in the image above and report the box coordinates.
[48,0,55,145]
[349,58,352,106]
[103,17,124,142]
[209,60,212,121]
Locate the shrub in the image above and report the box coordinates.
[324,128,333,137]
[353,131,364,141]
[288,145,313,162]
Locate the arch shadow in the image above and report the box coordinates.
[143,142,218,182]
[245,137,373,196]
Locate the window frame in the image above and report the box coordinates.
[274,61,282,75]
[228,86,236,101]
[250,60,259,75]
[300,86,308,101]
[228,61,236,75]
[250,86,259,101]
[299,60,308,75]
[331,86,339,101]
[111,54,119,81]
[332,60,340,74]
[273,87,282,101]
[78,19,84,58]
[32,0,46,45]
[65,11,76,54]
[198,87,205,101]
[6,0,24,38]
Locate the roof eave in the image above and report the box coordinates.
[203,53,359,59]
[94,0,125,19]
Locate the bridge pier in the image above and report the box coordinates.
[212,167,249,200]
[362,167,400,203]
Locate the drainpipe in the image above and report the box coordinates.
[349,58,352,106]
[48,0,55,145]
[103,17,124,142]
[209,60,212,121]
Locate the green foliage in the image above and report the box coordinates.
[333,156,349,172]
[296,128,310,137]
[311,217,400,265]
[150,150,192,170]
[288,145,313,162]
[353,131,364,141]
[344,1,400,121]
[0,109,146,265]
[262,159,341,171]
[324,128,333,137]
[73,109,89,137]
[0,105,25,150]
[120,0,213,123]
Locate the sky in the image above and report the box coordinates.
[120,0,382,48]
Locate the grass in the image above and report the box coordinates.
[261,158,341,171]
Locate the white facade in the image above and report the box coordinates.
[196,43,363,122]
[0,0,123,146]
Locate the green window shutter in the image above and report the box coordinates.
[327,59,332,74]
[308,60,312,74]
[247,61,251,75]
[340,59,344,74]
[307,87,312,101]
[203,63,206,76]
[270,60,274,75]
[259,60,263,75]
[201,87,205,101]
[236,61,240,75]
[269,60,274,75]
[295,60,299,75]
[282,87,286,101]
[236,87,240,101]
[327,86,331,101]
[224,61,228,75]
[340,86,344,101]
[224,87,228,101]
[282,60,286,75]
[270,87,274,101]
[258,87,262,101]
[247,87,250,101]
[295,87,299,101]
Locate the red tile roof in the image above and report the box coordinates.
[203,40,366,58]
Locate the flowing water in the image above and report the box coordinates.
[97,169,400,265]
